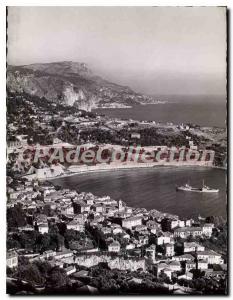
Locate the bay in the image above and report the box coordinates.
[94,102,226,128]
[52,167,227,219]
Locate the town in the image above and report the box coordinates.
[7,175,227,295]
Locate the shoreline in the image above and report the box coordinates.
[45,163,226,182]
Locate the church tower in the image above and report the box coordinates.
[118,200,123,211]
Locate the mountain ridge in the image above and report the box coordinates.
[7,61,157,111]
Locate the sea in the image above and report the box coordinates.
[94,97,227,128]
[52,166,227,219]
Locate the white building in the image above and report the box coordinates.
[92,204,105,213]
[38,223,49,234]
[138,235,149,246]
[198,259,208,270]
[61,205,74,215]
[185,219,192,227]
[157,232,172,245]
[131,133,141,139]
[100,226,112,235]
[186,261,196,272]
[157,263,172,279]
[135,225,148,233]
[174,227,203,238]
[67,220,85,232]
[108,241,121,253]
[170,219,179,229]
[26,164,64,180]
[178,220,185,228]
[145,244,156,261]
[126,243,135,250]
[65,265,76,275]
[168,261,181,272]
[112,227,123,234]
[178,272,193,281]
[55,250,73,260]
[157,261,181,279]
[43,250,56,259]
[173,254,194,262]
[122,216,142,229]
[161,268,172,280]
[74,214,85,223]
[165,243,174,257]
[184,242,205,253]
[202,223,214,237]
[7,250,18,268]
[84,198,94,205]
[76,203,90,214]
[197,250,223,265]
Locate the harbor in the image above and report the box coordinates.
[52,166,226,219]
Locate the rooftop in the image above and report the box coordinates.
[175,226,202,232]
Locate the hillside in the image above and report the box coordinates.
[7,61,156,111]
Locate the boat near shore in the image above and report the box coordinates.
[176,181,219,193]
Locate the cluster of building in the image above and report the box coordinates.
[7,178,226,285]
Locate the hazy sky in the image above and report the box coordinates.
[7,6,226,97]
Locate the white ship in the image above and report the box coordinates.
[176,180,219,193]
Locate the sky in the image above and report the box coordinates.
[7,6,226,97]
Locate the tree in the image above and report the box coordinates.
[35,233,51,252]
[34,261,51,278]
[191,269,205,279]
[158,272,171,284]
[47,267,68,288]
[7,204,27,229]
[7,237,21,250]
[43,204,53,217]
[16,263,44,285]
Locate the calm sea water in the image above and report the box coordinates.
[52,167,227,218]
[94,102,226,128]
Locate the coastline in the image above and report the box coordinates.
[46,163,226,182]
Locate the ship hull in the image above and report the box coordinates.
[176,187,219,193]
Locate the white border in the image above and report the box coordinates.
[1,1,231,299]
[1,0,231,6]
[0,2,6,298]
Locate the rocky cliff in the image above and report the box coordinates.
[7,61,156,111]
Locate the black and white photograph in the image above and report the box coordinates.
[6,5,228,295]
